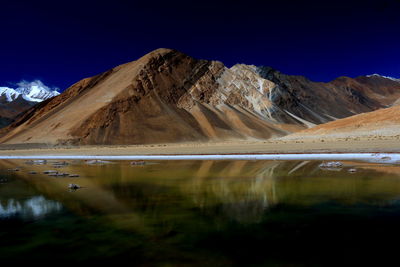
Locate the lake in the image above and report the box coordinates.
[1,159,400,266]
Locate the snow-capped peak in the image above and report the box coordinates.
[366,74,400,82]
[0,80,60,103]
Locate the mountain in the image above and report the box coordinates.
[0,48,399,145]
[282,105,400,140]
[366,74,400,82]
[0,81,59,128]
[0,80,59,103]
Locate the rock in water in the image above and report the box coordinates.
[319,161,344,171]
[131,160,146,165]
[86,160,112,165]
[68,184,81,190]
[43,170,58,174]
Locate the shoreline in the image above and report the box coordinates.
[0,153,399,164]
[0,138,399,161]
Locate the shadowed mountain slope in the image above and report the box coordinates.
[0,96,36,128]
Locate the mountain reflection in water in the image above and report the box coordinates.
[1,159,400,265]
[0,196,62,218]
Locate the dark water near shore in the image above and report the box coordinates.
[1,159,400,266]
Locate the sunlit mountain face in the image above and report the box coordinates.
[0,80,59,103]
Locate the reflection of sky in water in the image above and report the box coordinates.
[0,196,62,219]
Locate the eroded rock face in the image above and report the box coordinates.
[1,48,399,145]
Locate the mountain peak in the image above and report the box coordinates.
[0,80,59,103]
[366,74,400,82]
[140,48,180,60]
[148,48,176,54]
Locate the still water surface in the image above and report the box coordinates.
[1,159,400,266]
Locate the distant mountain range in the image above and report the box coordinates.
[0,80,60,102]
[0,48,398,145]
[0,81,59,128]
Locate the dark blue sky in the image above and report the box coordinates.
[1,0,399,91]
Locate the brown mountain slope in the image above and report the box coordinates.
[0,49,296,145]
[283,105,400,140]
[0,48,399,145]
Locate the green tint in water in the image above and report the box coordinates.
[1,159,400,266]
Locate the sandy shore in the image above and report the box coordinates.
[0,136,399,156]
